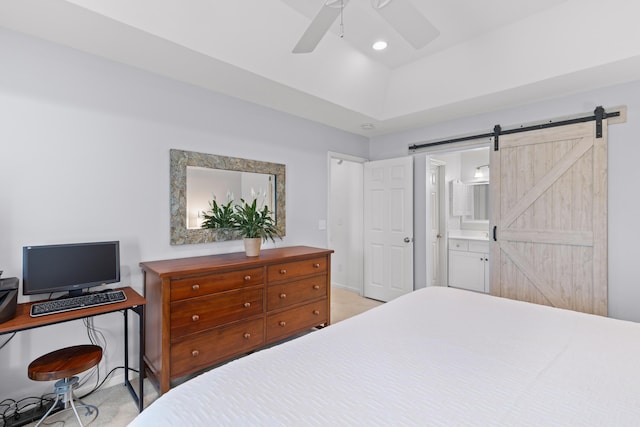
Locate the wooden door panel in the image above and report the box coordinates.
[492,121,607,315]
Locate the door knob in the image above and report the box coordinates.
[404,237,411,243]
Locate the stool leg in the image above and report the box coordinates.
[35,376,98,427]
[67,396,84,427]
[34,394,61,427]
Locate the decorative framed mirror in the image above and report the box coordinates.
[170,149,286,245]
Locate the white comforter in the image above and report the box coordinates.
[130,287,640,426]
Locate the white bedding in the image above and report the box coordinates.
[130,287,640,426]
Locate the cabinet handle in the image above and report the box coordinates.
[313,263,320,268]
[279,269,287,275]
[244,275,251,281]
[313,285,320,290]
[313,310,320,315]
[279,293,287,299]
[192,284,200,291]
[279,321,286,327]
[191,314,200,322]
[243,333,251,340]
[243,302,251,308]
[191,350,199,357]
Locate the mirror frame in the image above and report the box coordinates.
[170,149,286,245]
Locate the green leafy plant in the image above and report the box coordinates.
[201,199,235,229]
[232,198,281,243]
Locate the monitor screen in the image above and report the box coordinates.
[22,241,120,296]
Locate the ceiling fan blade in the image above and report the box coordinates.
[292,2,343,54]
[375,0,439,49]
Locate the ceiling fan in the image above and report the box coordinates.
[292,0,440,54]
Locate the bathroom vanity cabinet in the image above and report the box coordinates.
[448,238,489,293]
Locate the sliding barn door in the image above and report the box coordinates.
[491,120,608,315]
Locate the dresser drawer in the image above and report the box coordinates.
[170,288,263,339]
[170,268,263,301]
[449,239,469,251]
[267,257,327,282]
[170,318,264,378]
[468,240,489,253]
[266,299,327,342]
[267,276,327,311]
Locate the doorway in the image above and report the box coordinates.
[328,153,365,294]
[427,145,491,291]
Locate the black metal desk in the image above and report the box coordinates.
[0,287,146,412]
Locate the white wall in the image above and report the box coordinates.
[0,28,368,402]
[371,79,640,323]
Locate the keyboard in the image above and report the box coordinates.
[30,290,127,317]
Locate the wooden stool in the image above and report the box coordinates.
[28,345,102,427]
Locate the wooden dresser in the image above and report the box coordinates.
[140,246,333,394]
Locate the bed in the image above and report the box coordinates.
[129,286,640,426]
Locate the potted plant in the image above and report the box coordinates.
[232,198,281,256]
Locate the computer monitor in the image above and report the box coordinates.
[22,241,120,297]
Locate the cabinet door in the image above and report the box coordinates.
[449,250,485,292]
[484,256,490,293]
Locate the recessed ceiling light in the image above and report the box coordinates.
[361,123,375,130]
[372,40,388,51]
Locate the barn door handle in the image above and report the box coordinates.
[492,226,497,242]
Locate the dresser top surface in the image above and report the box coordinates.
[140,246,333,277]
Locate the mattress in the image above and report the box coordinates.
[129,287,640,426]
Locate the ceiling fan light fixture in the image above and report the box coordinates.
[372,40,388,50]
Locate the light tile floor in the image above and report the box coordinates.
[25,287,382,426]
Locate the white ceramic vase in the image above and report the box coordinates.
[243,237,262,257]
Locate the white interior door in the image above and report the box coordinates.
[428,160,445,287]
[364,157,414,301]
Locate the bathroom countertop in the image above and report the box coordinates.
[448,230,490,241]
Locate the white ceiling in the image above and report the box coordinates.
[2,0,640,136]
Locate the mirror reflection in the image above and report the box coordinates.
[170,149,286,245]
[466,183,489,221]
[186,167,275,229]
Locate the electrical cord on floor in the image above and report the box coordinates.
[77,366,139,400]
[0,395,54,426]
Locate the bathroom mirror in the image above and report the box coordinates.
[170,149,286,245]
[463,183,489,223]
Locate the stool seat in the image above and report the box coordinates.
[28,345,102,382]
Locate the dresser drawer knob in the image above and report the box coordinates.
[313,310,320,316]
[312,285,320,290]
[243,333,251,340]
[192,284,200,291]
[313,263,320,268]
[279,269,287,275]
[191,350,200,357]
[191,314,200,322]
[244,275,251,281]
[279,293,287,299]
[243,302,251,308]
[279,321,286,327]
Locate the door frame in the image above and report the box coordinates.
[426,158,446,287]
[327,151,367,295]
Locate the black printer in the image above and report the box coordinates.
[0,272,19,324]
